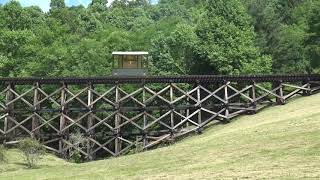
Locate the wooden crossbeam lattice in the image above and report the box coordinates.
[0,78,319,159]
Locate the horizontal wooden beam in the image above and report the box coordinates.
[1,78,319,159]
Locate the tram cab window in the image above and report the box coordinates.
[112,52,148,76]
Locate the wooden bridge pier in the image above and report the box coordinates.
[0,75,319,160]
[3,83,14,145]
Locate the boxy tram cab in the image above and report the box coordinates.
[112,51,149,76]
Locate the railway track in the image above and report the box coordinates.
[0,74,319,84]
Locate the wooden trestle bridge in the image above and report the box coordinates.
[0,74,319,160]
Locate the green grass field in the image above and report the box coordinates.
[1,94,320,179]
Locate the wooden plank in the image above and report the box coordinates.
[64,87,89,108]
[200,108,226,127]
[255,84,281,103]
[115,85,121,156]
[227,84,253,102]
[32,82,41,138]
[43,138,61,153]
[197,85,202,132]
[89,112,117,131]
[59,83,67,158]
[255,84,282,99]
[144,85,171,105]
[0,114,8,135]
[90,86,116,106]
[174,110,200,126]
[198,85,226,104]
[87,83,95,160]
[173,110,200,129]
[117,112,144,129]
[32,113,60,133]
[224,82,230,122]
[283,83,309,91]
[6,115,33,135]
[144,134,171,149]
[118,137,137,155]
[275,81,285,105]
[171,83,198,104]
[4,84,15,144]
[284,84,309,100]
[89,137,116,156]
[250,82,257,114]
[118,87,144,105]
[0,87,10,110]
[35,87,62,107]
[7,87,35,108]
[61,112,91,132]
[144,111,172,130]
[170,83,174,135]
[143,85,148,148]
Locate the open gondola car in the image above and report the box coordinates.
[112,51,149,76]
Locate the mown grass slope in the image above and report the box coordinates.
[1,94,320,179]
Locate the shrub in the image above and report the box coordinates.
[0,145,7,163]
[135,141,144,153]
[70,150,82,163]
[18,138,45,168]
[69,131,87,163]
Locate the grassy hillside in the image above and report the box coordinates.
[1,94,320,179]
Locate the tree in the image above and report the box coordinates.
[0,54,11,77]
[0,1,41,30]
[245,0,308,73]
[306,1,320,73]
[89,0,108,13]
[195,0,271,75]
[111,0,130,8]
[129,0,150,8]
[150,23,197,75]
[50,0,66,10]
[272,25,309,73]
[0,0,317,78]
[0,29,35,77]
[149,0,189,21]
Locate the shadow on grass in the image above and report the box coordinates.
[12,162,51,170]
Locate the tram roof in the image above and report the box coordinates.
[112,52,149,55]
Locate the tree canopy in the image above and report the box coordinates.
[0,0,319,77]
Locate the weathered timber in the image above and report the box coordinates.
[59,83,67,158]
[32,83,41,138]
[0,74,319,160]
[87,83,95,160]
[4,84,15,144]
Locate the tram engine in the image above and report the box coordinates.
[112,51,148,76]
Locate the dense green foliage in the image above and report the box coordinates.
[245,0,320,73]
[0,0,319,77]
